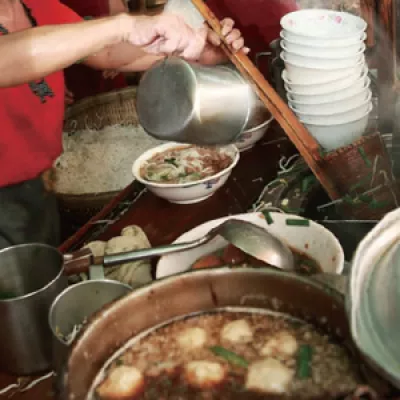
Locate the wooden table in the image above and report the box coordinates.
[0,124,294,398]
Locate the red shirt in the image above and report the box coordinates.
[0,0,82,187]
[61,0,127,101]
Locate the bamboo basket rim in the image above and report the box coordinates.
[64,86,138,122]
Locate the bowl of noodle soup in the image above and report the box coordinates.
[132,143,240,204]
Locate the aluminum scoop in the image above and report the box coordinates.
[63,219,295,275]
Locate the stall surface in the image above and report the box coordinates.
[0,124,295,399]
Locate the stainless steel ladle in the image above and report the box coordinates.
[63,219,295,275]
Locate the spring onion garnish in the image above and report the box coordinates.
[297,344,313,379]
[285,218,309,227]
[358,147,372,168]
[262,210,274,225]
[210,346,249,368]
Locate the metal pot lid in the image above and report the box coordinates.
[350,207,400,388]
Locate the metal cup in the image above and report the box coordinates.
[49,280,131,374]
[0,244,68,375]
[137,57,270,145]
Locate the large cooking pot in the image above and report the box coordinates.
[57,268,392,400]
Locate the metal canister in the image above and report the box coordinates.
[0,244,68,375]
[49,280,131,374]
[136,57,270,145]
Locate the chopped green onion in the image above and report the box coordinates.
[358,147,372,168]
[369,199,390,209]
[349,173,372,191]
[286,218,309,227]
[210,346,249,368]
[358,194,373,204]
[165,157,178,167]
[297,344,313,379]
[262,210,274,225]
[301,175,316,193]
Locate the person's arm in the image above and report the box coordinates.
[0,13,207,88]
[0,16,121,87]
[99,18,248,72]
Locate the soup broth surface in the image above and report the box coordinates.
[90,308,361,400]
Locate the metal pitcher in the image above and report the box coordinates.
[136,57,270,145]
[0,244,68,375]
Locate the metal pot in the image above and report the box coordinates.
[136,57,270,145]
[49,280,131,374]
[0,244,68,375]
[58,268,392,400]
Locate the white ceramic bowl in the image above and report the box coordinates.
[156,212,344,279]
[282,53,366,84]
[302,105,372,151]
[235,116,274,151]
[132,143,240,204]
[281,9,367,40]
[281,38,365,58]
[282,64,367,94]
[281,50,364,69]
[289,88,371,114]
[281,40,365,61]
[292,95,372,124]
[286,75,370,103]
[281,29,367,48]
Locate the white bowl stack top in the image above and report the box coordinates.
[280,9,372,152]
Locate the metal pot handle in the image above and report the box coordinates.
[63,248,93,276]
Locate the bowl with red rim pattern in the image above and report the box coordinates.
[281,9,367,41]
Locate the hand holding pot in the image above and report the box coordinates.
[125,14,208,60]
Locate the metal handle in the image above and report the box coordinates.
[102,234,212,267]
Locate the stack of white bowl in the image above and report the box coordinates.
[280,9,372,152]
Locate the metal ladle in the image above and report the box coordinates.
[63,219,295,275]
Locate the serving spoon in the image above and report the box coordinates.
[63,219,295,275]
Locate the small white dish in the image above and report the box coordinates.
[132,143,240,204]
[281,9,367,40]
[289,88,372,114]
[235,116,274,152]
[281,40,365,60]
[156,212,344,279]
[281,29,367,47]
[302,105,372,151]
[281,38,365,58]
[282,53,366,84]
[286,75,370,103]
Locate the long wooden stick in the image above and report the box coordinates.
[191,0,340,200]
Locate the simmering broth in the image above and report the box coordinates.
[90,308,361,399]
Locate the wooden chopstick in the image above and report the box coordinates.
[191,0,340,200]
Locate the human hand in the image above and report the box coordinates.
[123,14,208,61]
[207,18,250,54]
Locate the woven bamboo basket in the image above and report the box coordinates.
[57,86,140,226]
